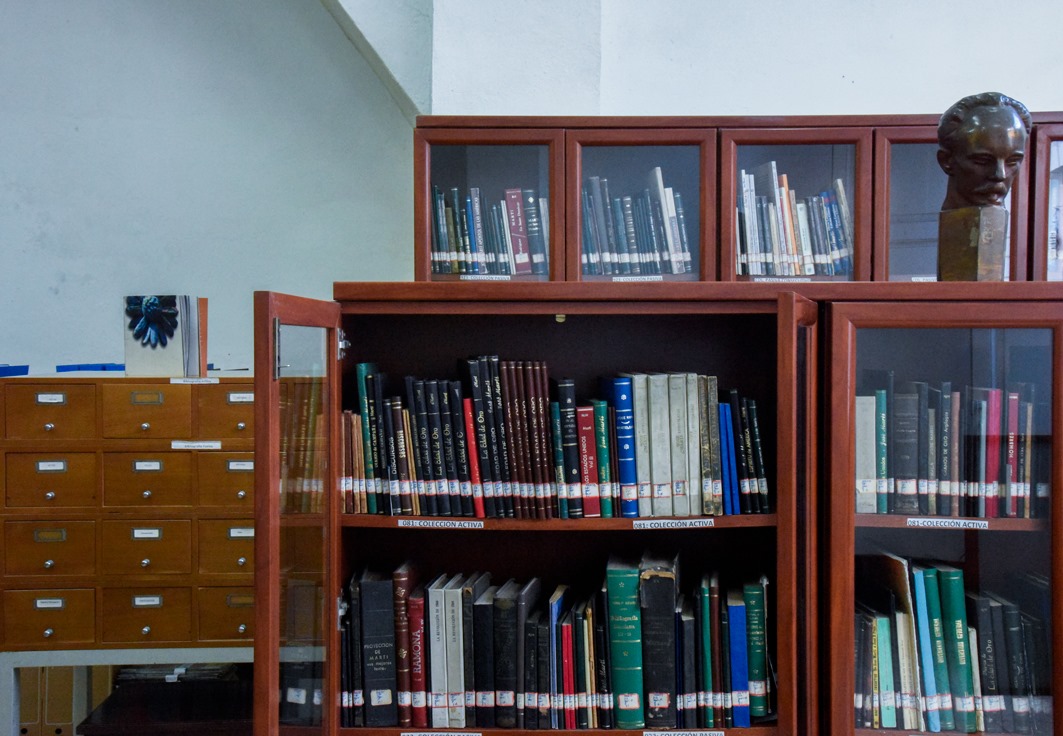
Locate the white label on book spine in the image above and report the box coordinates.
[228,460,254,472]
[134,460,162,472]
[132,528,161,539]
[397,519,484,530]
[171,441,222,450]
[733,690,750,707]
[905,517,988,530]
[652,483,670,499]
[285,687,307,705]
[1013,696,1031,714]
[497,691,515,706]
[411,692,426,708]
[37,460,66,472]
[647,693,670,708]
[583,482,598,499]
[637,482,651,499]
[34,598,64,609]
[369,689,393,706]
[897,479,917,496]
[617,693,641,710]
[633,518,714,530]
[476,691,494,707]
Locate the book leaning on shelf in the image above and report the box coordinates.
[430,184,549,277]
[343,359,771,519]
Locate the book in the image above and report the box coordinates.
[606,556,644,728]
[576,404,601,518]
[647,373,673,517]
[426,573,451,727]
[726,589,751,727]
[462,572,491,725]
[854,395,878,513]
[743,581,769,717]
[443,573,467,727]
[123,295,207,378]
[936,564,977,732]
[504,188,533,274]
[515,577,542,727]
[360,569,398,726]
[493,578,522,728]
[408,584,428,727]
[473,584,498,727]
[392,562,420,726]
[554,377,583,518]
[639,551,678,727]
[911,566,942,732]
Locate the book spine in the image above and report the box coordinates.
[606,562,645,728]
[639,558,678,727]
[361,576,399,726]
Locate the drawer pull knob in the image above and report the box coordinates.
[141,626,151,635]
[44,423,55,431]
[141,558,151,568]
[237,624,247,634]
[140,422,150,431]
[43,628,54,638]
[142,490,153,499]
[43,559,55,569]
[236,490,247,500]
[236,422,247,430]
[44,491,56,501]
[237,556,247,566]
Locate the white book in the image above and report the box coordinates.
[647,373,673,517]
[443,574,467,727]
[427,573,451,727]
[684,372,702,516]
[668,373,689,517]
[664,186,687,272]
[854,395,877,514]
[793,194,816,275]
[647,166,679,274]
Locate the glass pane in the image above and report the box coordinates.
[277,323,328,728]
[430,144,551,280]
[579,145,700,280]
[888,143,1012,281]
[852,326,1052,732]
[1047,140,1063,281]
[736,143,856,280]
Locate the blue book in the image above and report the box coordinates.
[464,195,482,274]
[547,584,569,728]
[610,376,639,517]
[912,568,941,732]
[726,590,750,727]
[719,404,734,515]
[549,401,568,519]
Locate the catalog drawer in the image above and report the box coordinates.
[4,521,96,576]
[197,383,254,439]
[99,520,192,575]
[5,452,97,508]
[100,587,192,643]
[3,589,95,646]
[197,587,254,641]
[102,452,193,507]
[5,384,97,440]
[196,453,254,508]
[100,384,192,439]
[197,520,254,575]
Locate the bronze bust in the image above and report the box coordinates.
[937,92,1031,210]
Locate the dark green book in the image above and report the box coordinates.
[605,556,644,728]
[936,564,976,732]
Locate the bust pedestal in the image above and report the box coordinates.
[937,205,1008,281]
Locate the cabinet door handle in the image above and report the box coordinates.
[141,558,151,568]
[43,559,55,569]
[142,490,153,499]
[43,628,54,638]
[44,491,56,501]
[141,626,151,635]
[44,423,55,432]
[140,422,151,431]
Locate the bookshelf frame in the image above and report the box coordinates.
[1031,123,1063,281]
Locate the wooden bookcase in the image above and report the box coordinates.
[415,114,1063,284]
[253,282,818,736]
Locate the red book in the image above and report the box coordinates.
[561,609,577,729]
[1005,390,1020,517]
[464,398,485,518]
[408,585,428,727]
[393,562,420,726]
[576,405,602,518]
[982,387,1002,518]
[504,188,533,274]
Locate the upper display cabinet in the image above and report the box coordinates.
[414,114,1063,284]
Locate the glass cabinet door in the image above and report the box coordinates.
[827,301,1060,736]
[255,291,341,736]
[1032,124,1063,281]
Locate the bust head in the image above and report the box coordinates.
[937,92,1031,211]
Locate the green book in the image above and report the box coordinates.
[917,565,955,731]
[875,389,889,514]
[355,362,380,514]
[874,610,897,729]
[696,575,714,727]
[743,581,768,717]
[590,398,614,518]
[605,556,644,728]
[936,564,977,732]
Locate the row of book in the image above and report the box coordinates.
[340,552,774,730]
[581,166,694,277]
[279,376,326,514]
[854,552,1050,733]
[854,377,1049,518]
[735,161,854,278]
[340,359,771,519]
[430,184,550,277]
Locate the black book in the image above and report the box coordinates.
[1021,612,1051,733]
[899,380,931,515]
[438,380,463,515]
[516,577,542,727]
[425,379,451,517]
[679,594,698,728]
[381,396,400,514]
[720,600,733,728]
[747,398,770,513]
[449,380,474,517]
[364,372,386,514]
[985,593,1015,732]
[463,358,497,518]
[485,355,514,518]
[937,381,954,516]
[340,616,351,726]
[553,377,583,518]
[738,395,761,513]
[852,609,870,729]
[493,578,522,727]
[965,592,1003,732]
[462,572,491,726]
[535,602,553,727]
[993,593,1032,733]
[892,388,920,515]
[728,389,753,514]
[592,581,613,729]
[524,607,543,729]
[473,585,498,727]
[639,551,678,728]
[523,188,549,276]
[412,379,438,516]
[405,376,427,514]
[360,569,398,726]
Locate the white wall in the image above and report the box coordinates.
[0,0,413,372]
[428,0,1063,115]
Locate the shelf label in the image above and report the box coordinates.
[645,732,725,736]
[227,391,254,404]
[170,377,219,384]
[613,275,664,282]
[906,517,989,530]
[171,440,222,450]
[34,598,65,609]
[228,527,255,538]
[132,527,162,539]
[397,519,485,530]
[459,274,511,281]
[134,460,162,472]
[133,595,162,608]
[228,460,254,472]
[36,460,67,473]
[633,518,715,530]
